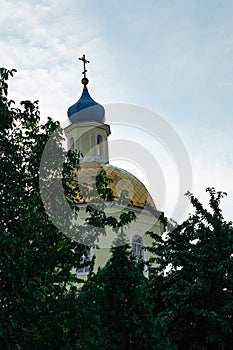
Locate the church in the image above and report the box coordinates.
[64,55,163,276]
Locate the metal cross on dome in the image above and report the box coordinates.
[78,54,90,78]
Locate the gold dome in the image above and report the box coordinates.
[71,162,157,211]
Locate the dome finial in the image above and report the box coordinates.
[78,54,90,88]
[68,54,105,123]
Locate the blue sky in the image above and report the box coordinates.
[1,0,233,221]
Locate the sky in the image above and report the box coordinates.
[1,0,233,222]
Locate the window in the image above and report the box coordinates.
[97,134,103,156]
[132,235,144,258]
[69,136,75,151]
[76,247,92,274]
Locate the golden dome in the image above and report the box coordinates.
[71,162,157,211]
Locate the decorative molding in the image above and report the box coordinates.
[64,122,111,136]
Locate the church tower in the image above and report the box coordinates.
[65,55,110,164]
[64,55,162,276]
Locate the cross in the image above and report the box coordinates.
[78,54,90,78]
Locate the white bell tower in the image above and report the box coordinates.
[64,54,111,164]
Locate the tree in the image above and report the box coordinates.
[0,67,86,349]
[76,236,159,350]
[147,188,233,349]
[0,67,140,349]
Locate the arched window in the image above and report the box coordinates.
[132,235,144,258]
[69,136,75,151]
[97,134,103,156]
[76,247,92,274]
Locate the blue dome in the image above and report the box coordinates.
[67,88,105,124]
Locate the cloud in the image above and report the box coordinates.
[0,0,124,121]
[1,0,233,221]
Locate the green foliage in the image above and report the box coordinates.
[76,242,158,349]
[147,188,233,349]
[0,67,140,349]
[0,68,84,349]
[1,67,232,350]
